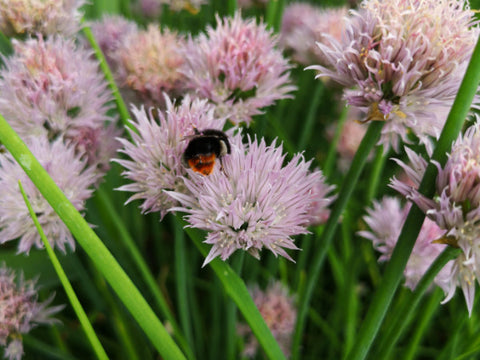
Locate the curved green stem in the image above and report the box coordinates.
[291,120,384,360]
[82,25,131,129]
[374,247,460,360]
[0,114,185,360]
[19,180,109,360]
[94,189,194,359]
[345,32,480,360]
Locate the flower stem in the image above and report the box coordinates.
[227,0,237,16]
[291,120,384,360]
[180,217,287,360]
[297,82,324,151]
[403,289,444,360]
[323,104,348,178]
[94,188,194,359]
[0,114,186,360]
[374,247,460,359]
[345,32,480,360]
[172,216,196,357]
[266,0,285,31]
[82,25,132,130]
[226,252,245,360]
[18,180,109,360]
[366,145,386,202]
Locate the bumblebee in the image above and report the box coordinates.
[182,129,231,175]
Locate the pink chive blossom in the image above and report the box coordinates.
[0,264,63,360]
[280,4,348,66]
[237,282,296,358]
[308,0,479,153]
[358,196,451,291]
[89,15,138,70]
[115,95,227,220]
[0,0,85,37]
[0,36,118,174]
[181,12,295,125]
[391,123,480,315]
[114,24,186,109]
[0,136,98,254]
[167,135,329,266]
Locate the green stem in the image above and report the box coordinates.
[374,247,460,359]
[366,145,386,202]
[180,218,287,360]
[227,253,245,360]
[19,181,109,360]
[323,105,349,178]
[94,189,193,359]
[265,0,285,32]
[227,0,237,16]
[89,267,142,360]
[23,336,77,360]
[0,114,185,360]
[291,121,384,360]
[82,25,131,129]
[345,32,480,360]
[173,217,196,358]
[297,82,324,151]
[403,289,444,360]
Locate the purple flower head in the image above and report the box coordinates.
[167,134,328,266]
[0,0,85,37]
[0,136,98,254]
[309,0,479,152]
[181,12,295,125]
[0,36,117,175]
[280,4,348,66]
[237,281,296,357]
[89,15,138,70]
[358,196,451,291]
[391,122,480,314]
[114,24,186,109]
[0,263,63,360]
[115,94,227,219]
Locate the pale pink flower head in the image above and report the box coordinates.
[181,12,295,125]
[280,4,348,66]
[167,135,328,266]
[0,264,63,360]
[0,36,118,174]
[115,95,227,219]
[309,0,479,153]
[391,123,480,314]
[115,24,186,109]
[0,0,85,37]
[358,196,451,291]
[238,282,296,358]
[0,136,98,254]
[89,15,138,70]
